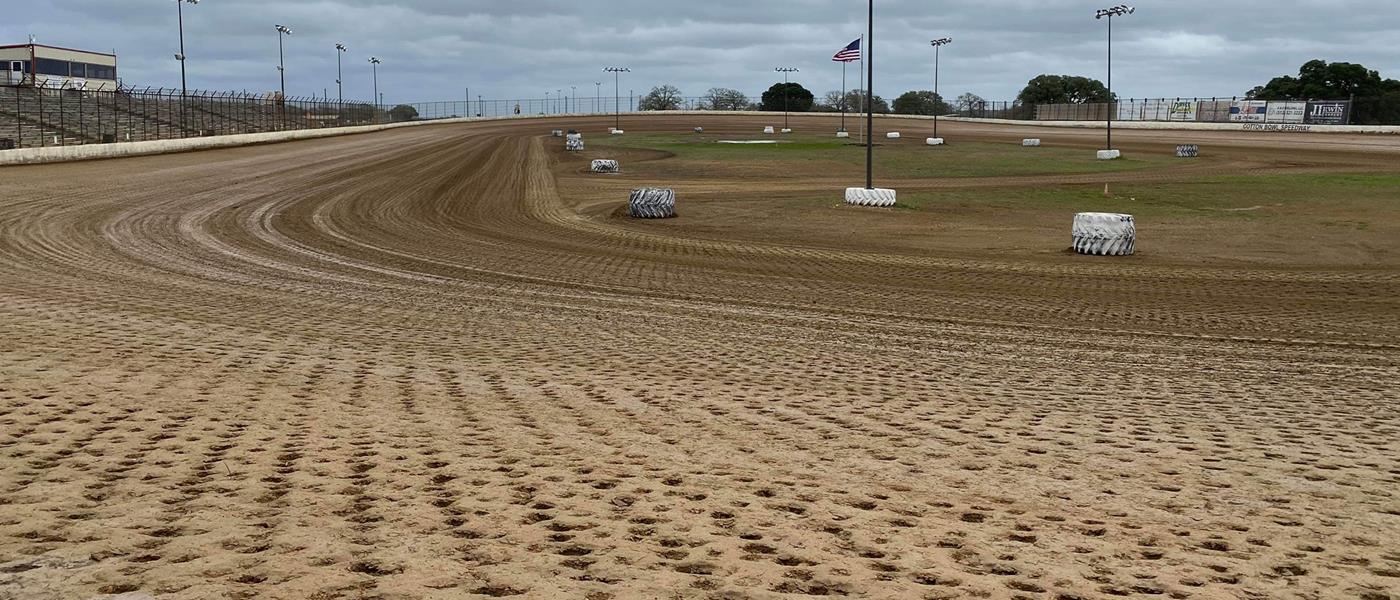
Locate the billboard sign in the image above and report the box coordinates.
[1167,100,1197,121]
[1197,100,1233,122]
[1266,101,1306,124]
[1305,101,1349,125]
[1229,100,1267,122]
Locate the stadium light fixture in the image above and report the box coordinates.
[604,67,630,130]
[274,24,292,99]
[175,0,199,132]
[929,38,951,139]
[594,82,602,115]
[571,86,576,114]
[557,89,562,115]
[335,43,347,109]
[775,67,799,130]
[369,57,381,123]
[1094,4,1134,151]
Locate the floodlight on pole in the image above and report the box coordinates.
[368,56,381,123]
[557,89,562,114]
[1095,4,1134,151]
[604,67,630,130]
[335,43,347,109]
[594,82,602,114]
[570,85,576,114]
[775,67,799,131]
[929,38,951,139]
[274,24,292,99]
[175,0,199,133]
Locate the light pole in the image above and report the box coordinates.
[1095,4,1134,151]
[775,67,799,131]
[604,67,629,130]
[274,24,292,99]
[369,57,381,123]
[570,86,576,114]
[175,0,198,133]
[545,90,551,115]
[557,89,562,114]
[594,82,602,114]
[929,38,951,139]
[335,43,347,112]
[865,0,874,189]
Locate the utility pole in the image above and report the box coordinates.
[1095,5,1135,151]
[930,38,951,139]
[604,67,629,130]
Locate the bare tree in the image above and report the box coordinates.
[701,87,752,111]
[639,85,684,111]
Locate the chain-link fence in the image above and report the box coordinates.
[954,97,1376,126]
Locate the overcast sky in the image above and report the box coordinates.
[7,1,1398,104]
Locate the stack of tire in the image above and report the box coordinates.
[844,187,897,208]
[1175,144,1199,158]
[566,131,584,151]
[591,159,619,174]
[629,188,676,218]
[1072,212,1136,256]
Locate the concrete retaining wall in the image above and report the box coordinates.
[7,110,1395,166]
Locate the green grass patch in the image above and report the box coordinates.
[595,133,1176,178]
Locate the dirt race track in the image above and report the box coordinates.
[1,114,1398,600]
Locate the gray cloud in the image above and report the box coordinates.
[6,1,1397,104]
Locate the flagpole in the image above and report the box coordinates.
[858,34,866,146]
[865,1,873,190]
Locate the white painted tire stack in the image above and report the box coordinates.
[845,187,897,208]
[1097,149,1122,160]
[836,131,850,138]
[1072,213,1136,256]
[629,188,676,218]
[926,138,945,146]
[694,127,704,133]
[1022,138,1041,147]
[551,129,564,137]
[590,159,619,174]
[886,132,901,139]
[1175,144,1200,158]
[566,132,584,152]
[763,126,775,134]
[781,128,793,134]
[611,129,625,135]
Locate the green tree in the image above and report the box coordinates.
[760,82,815,112]
[388,104,419,121]
[639,85,683,111]
[1016,75,1112,105]
[955,92,986,111]
[892,90,951,115]
[1247,59,1400,124]
[825,89,889,114]
[700,87,751,111]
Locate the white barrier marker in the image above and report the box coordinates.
[1097,149,1122,160]
[1072,212,1136,256]
[781,128,793,134]
[844,187,897,208]
[926,137,945,146]
[611,129,625,135]
[886,132,901,139]
[629,188,676,218]
[836,131,850,138]
[763,126,775,134]
[1022,138,1041,147]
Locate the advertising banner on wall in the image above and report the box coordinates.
[1116,101,1144,121]
[1167,100,1197,121]
[1305,101,1349,125]
[1265,101,1306,124]
[1197,100,1233,122]
[1229,100,1267,122]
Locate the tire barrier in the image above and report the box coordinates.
[566,133,584,152]
[551,129,564,137]
[1175,144,1200,158]
[611,129,625,135]
[886,132,901,139]
[764,126,775,134]
[1022,138,1041,147]
[781,128,793,134]
[1097,149,1122,160]
[629,187,676,218]
[591,159,619,174]
[836,131,850,138]
[694,127,704,133]
[926,137,945,146]
[1072,212,1136,256]
[844,187,897,208]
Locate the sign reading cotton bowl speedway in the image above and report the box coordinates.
[1305,101,1349,125]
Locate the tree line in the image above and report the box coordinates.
[632,59,1398,124]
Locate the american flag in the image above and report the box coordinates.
[832,38,861,62]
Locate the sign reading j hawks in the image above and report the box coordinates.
[1305,101,1349,125]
